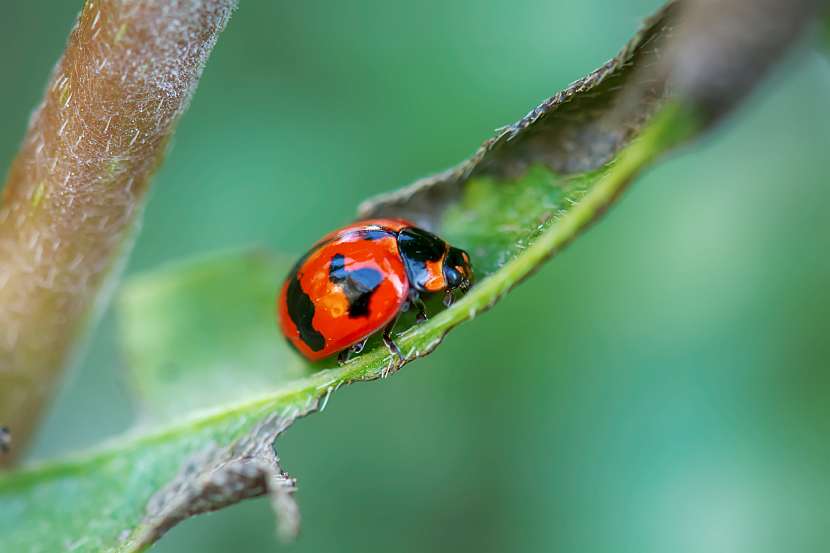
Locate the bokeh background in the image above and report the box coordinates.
[3,1,830,551]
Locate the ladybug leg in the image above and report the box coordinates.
[352,338,368,354]
[409,290,428,323]
[442,289,455,307]
[337,337,369,365]
[381,319,404,378]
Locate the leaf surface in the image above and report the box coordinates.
[1,1,821,550]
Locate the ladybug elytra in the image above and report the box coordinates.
[277,218,473,363]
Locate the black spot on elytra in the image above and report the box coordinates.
[286,276,325,352]
[329,253,383,318]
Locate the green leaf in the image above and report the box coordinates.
[1,0,817,550]
[0,103,695,553]
[119,251,308,419]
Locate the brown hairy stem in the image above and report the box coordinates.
[0,0,237,466]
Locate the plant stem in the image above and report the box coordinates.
[0,0,237,466]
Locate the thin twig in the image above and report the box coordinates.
[0,0,237,466]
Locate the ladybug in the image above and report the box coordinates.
[278,218,473,363]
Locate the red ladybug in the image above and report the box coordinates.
[277,218,473,362]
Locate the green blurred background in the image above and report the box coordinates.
[3,1,830,551]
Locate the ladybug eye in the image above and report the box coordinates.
[443,247,472,290]
[444,266,463,288]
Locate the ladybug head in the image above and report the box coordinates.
[442,246,473,293]
[397,226,473,298]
